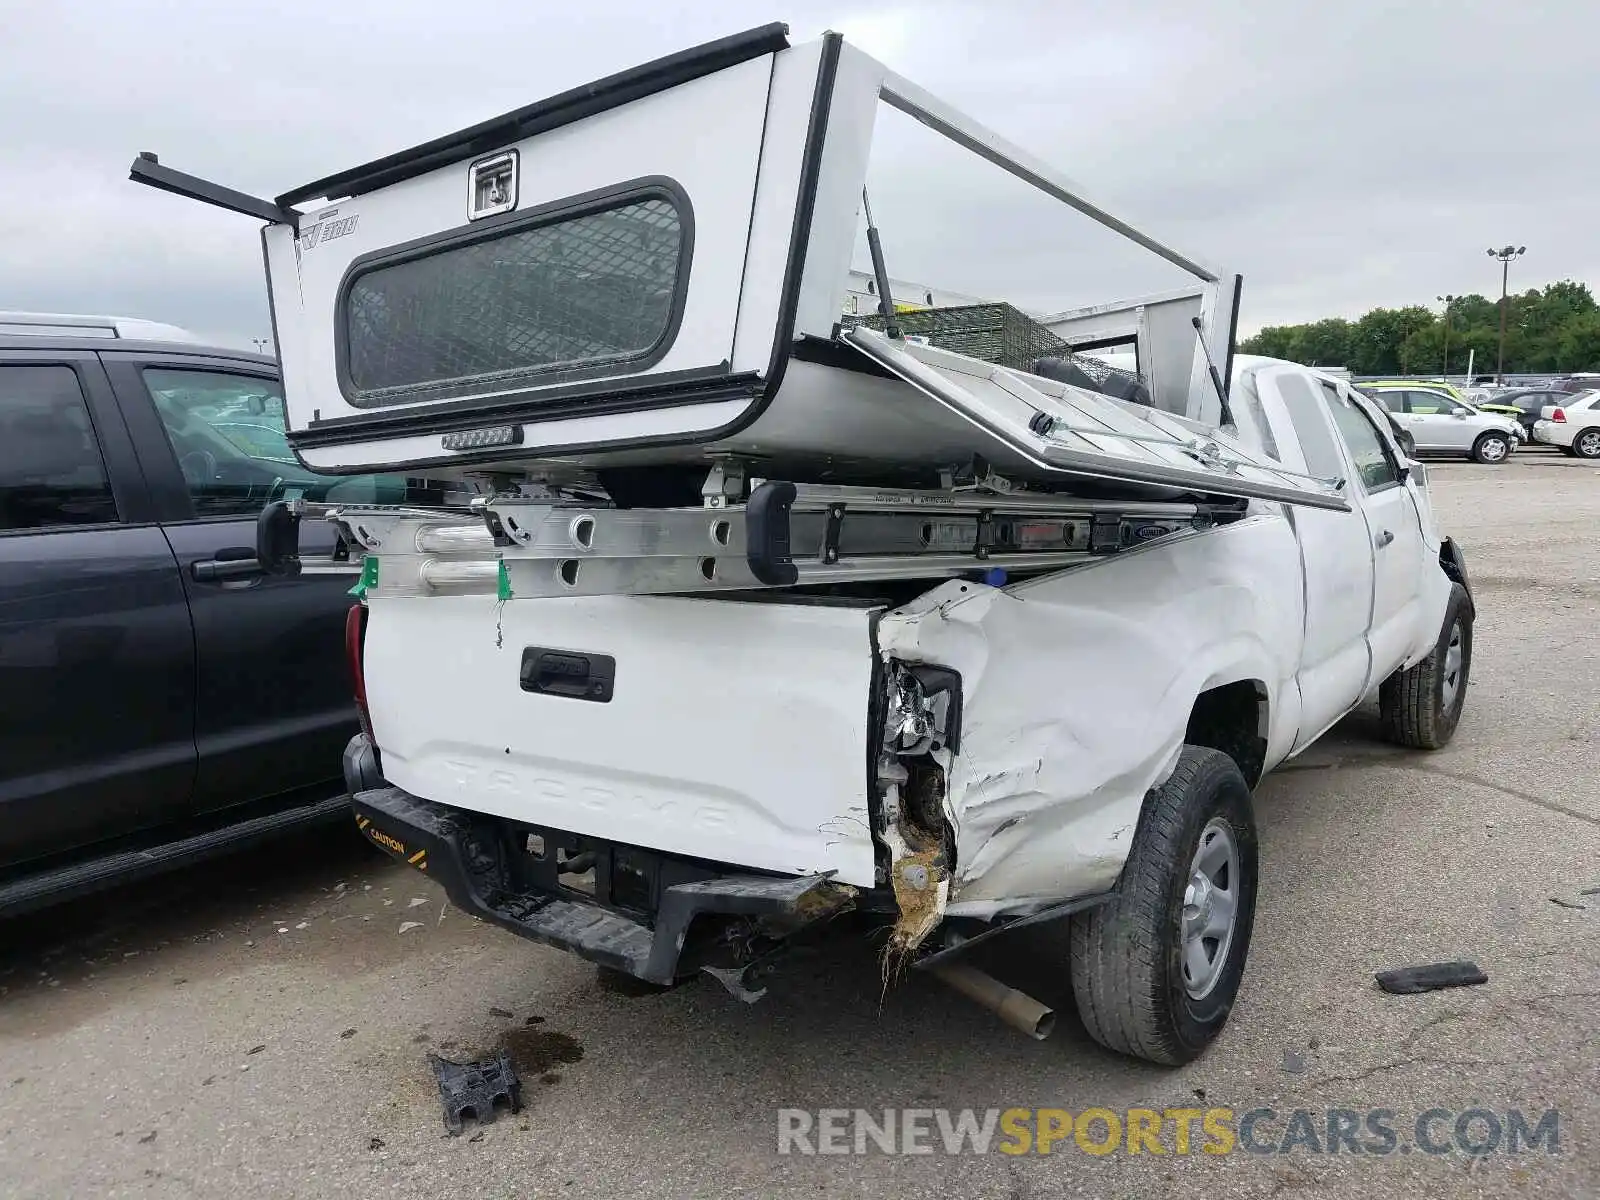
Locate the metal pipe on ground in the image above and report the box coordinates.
[930,962,1055,1040]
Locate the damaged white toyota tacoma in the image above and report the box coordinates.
[134,23,1475,1064]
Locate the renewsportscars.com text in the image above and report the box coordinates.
[776,1106,1560,1157]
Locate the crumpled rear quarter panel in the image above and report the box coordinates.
[877,515,1304,915]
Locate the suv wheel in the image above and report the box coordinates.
[1069,746,1258,1066]
[1471,432,1511,464]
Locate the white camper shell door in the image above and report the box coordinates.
[265,47,804,474]
[843,329,1352,511]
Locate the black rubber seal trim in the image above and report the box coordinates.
[1223,273,1243,399]
[278,23,792,205]
[289,365,755,452]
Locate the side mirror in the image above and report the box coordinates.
[1396,428,1417,457]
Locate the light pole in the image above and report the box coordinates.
[1436,294,1455,381]
[1486,245,1525,385]
[252,337,270,355]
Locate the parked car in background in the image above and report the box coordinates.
[1549,374,1600,395]
[1364,378,1472,404]
[1533,392,1600,458]
[1483,388,1575,441]
[1358,384,1522,462]
[1364,380,1523,427]
[0,311,434,917]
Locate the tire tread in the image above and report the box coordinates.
[1379,582,1470,751]
[1069,746,1250,1066]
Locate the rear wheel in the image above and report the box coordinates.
[1572,428,1600,459]
[1069,746,1257,1066]
[1379,583,1471,750]
[1471,432,1511,464]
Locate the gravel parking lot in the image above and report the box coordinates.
[2,451,1596,1200]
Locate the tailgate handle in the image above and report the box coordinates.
[520,647,615,703]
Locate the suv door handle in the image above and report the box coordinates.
[1375,529,1395,549]
[191,550,263,582]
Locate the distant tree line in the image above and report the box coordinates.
[1239,280,1600,376]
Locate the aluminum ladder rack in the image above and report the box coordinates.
[269,482,1247,600]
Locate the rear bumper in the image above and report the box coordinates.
[350,786,855,984]
[1531,421,1565,446]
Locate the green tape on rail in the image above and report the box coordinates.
[348,556,379,597]
[497,559,513,601]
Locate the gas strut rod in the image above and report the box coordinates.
[862,188,902,341]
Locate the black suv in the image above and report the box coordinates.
[0,312,405,915]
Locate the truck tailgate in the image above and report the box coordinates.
[362,594,880,887]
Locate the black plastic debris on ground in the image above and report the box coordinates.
[428,1051,522,1135]
[1375,961,1488,995]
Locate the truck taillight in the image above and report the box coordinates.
[1552,408,1567,423]
[345,603,374,742]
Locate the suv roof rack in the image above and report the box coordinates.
[0,311,204,343]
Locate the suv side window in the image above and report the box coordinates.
[1321,383,1402,491]
[1404,391,1451,415]
[140,368,409,518]
[0,364,119,532]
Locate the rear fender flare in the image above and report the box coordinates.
[1439,538,1473,619]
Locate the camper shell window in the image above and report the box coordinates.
[336,178,693,407]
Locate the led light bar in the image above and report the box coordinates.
[441,425,523,452]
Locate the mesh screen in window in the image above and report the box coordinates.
[343,196,685,400]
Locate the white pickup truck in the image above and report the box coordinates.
[132,24,1475,1065]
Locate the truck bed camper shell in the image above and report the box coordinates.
[132,23,1344,518]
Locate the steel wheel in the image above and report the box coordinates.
[1181,819,1240,1000]
[1441,618,1464,710]
[1070,746,1259,1065]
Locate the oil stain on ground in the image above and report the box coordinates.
[499,1026,584,1078]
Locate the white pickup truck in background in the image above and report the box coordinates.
[132,24,1476,1066]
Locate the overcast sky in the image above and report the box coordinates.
[3,0,1595,349]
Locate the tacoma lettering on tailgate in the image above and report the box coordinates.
[440,760,733,830]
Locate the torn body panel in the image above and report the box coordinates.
[877,513,1305,919]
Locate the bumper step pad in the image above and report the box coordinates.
[351,786,854,983]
